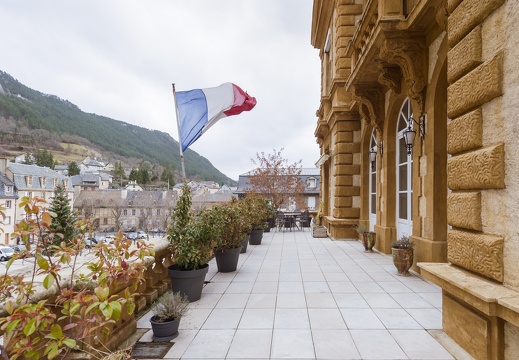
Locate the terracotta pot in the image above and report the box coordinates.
[367,232,376,252]
[391,247,414,276]
[361,233,369,251]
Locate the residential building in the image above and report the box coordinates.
[311,0,518,358]
[53,164,68,175]
[80,157,106,172]
[191,186,237,211]
[74,189,176,233]
[0,174,18,244]
[71,171,112,196]
[0,158,74,244]
[234,168,320,211]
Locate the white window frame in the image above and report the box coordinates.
[369,129,377,232]
[396,98,414,239]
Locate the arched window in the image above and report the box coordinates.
[396,98,413,239]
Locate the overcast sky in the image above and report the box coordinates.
[0,1,321,181]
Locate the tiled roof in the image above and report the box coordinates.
[74,189,176,208]
[0,174,17,199]
[8,163,73,191]
[235,169,320,194]
[239,168,320,177]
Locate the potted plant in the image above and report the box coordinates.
[149,291,189,341]
[367,231,376,252]
[243,197,273,245]
[0,196,154,359]
[391,235,415,276]
[208,201,247,272]
[354,224,376,252]
[167,183,213,302]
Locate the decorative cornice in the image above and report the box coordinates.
[379,38,427,112]
[315,120,329,142]
[377,65,402,94]
[351,85,384,132]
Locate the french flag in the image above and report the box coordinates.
[176,83,257,151]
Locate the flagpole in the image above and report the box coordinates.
[172,83,186,181]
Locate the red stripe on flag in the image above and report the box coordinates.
[223,83,257,116]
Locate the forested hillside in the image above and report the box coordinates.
[0,71,235,185]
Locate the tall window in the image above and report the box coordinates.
[396,98,414,239]
[369,129,377,231]
[5,200,11,209]
[308,196,316,210]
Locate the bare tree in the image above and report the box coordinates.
[111,205,122,232]
[245,148,306,210]
[139,207,153,232]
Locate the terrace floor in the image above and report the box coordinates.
[134,229,473,360]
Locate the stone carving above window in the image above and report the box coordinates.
[379,38,427,113]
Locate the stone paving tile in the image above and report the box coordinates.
[135,230,466,359]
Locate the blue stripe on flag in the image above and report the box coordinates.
[177,89,208,152]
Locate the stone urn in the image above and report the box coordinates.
[391,247,414,276]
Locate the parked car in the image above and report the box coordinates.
[95,236,106,244]
[137,231,147,239]
[9,245,32,258]
[127,232,138,241]
[84,238,98,249]
[0,247,15,261]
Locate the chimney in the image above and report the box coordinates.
[121,189,128,199]
[0,156,7,174]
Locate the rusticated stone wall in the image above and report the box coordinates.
[447,192,482,231]
[332,120,360,219]
[448,229,504,282]
[446,0,505,282]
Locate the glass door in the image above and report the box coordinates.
[396,99,413,239]
[369,130,377,232]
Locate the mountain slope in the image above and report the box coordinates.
[0,71,235,184]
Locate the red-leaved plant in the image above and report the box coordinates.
[0,196,154,359]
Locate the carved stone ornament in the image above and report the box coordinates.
[351,85,384,132]
[379,38,427,112]
[377,65,402,94]
[435,2,448,31]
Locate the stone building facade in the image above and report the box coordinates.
[74,189,176,233]
[311,0,518,358]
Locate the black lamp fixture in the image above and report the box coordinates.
[368,140,383,170]
[403,114,425,155]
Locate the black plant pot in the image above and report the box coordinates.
[264,218,274,232]
[150,316,180,341]
[168,263,209,302]
[214,246,241,273]
[240,235,250,253]
[249,228,264,245]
